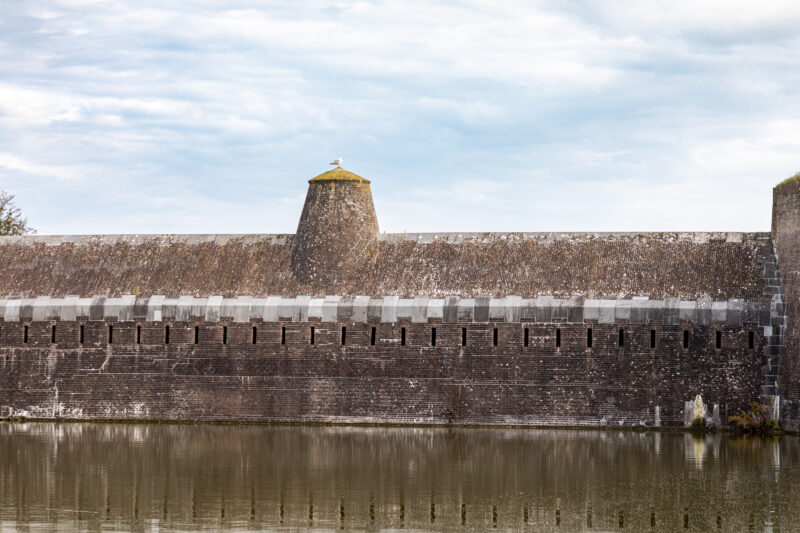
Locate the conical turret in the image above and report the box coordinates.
[290,168,379,286]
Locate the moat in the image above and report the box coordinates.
[0,423,798,531]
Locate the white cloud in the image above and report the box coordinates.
[0,1,797,234]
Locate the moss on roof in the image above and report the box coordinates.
[309,168,370,183]
[777,171,800,187]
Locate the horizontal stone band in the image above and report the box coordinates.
[0,295,771,327]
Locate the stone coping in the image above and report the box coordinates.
[0,232,771,247]
[0,296,771,327]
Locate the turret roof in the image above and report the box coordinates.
[309,167,370,183]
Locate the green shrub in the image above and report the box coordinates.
[728,402,781,435]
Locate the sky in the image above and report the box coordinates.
[0,0,799,235]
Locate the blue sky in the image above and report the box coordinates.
[0,0,799,235]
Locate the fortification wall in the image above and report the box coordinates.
[0,232,770,299]
[0,296,765,427]
[772,179,800,430]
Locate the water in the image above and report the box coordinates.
[0,423,798,531]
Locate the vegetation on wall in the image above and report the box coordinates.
[777,171,800,187]
[0,191,35,236]
[728,402,781,435]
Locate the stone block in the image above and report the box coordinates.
[204,295,222,323]
[505,296,522,322]
[567,297,584,323]
[534,296,553,323]
[353,296,370,323]
[176,296,194,322]
[647,301,664,323]
[338,298,354,321]
[583,299,601,322]
[162,298,177,319]
[397,299,413,320]
[663,298,680,325]
[726,299,744,327]
[630,299,649,324]
[711,301,727,323]
[597,300,615,324]
[411,297,429,323]
[323,296,341,322]
[474,296,490,322]
[696,298,712,326]
[443,296,458,324]
[60,296,79,322]
[102,297,122,319]
[489,298,506,320]
[263,296,281,322]
[367,298,383,321]
[118,295,136,322]
[89,296,106,321]
[76,298,92,319]
[4,299,20,321]
[190,297,207,319]
[520,299,537,319]
[293,295,312,322]
[428,299,444,320]
[457,298,475,321]
[19,299,33,320]
[278,297,295,320]
[678,300,696,323]
[614,300,631,322]
[32,296,50,322]
[381,296,399,323]
[308,297,325,322]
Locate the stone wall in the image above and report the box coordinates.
[0,299,765,427]
[772,178,800,430]
[0,232,770,299]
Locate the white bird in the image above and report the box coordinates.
[330,158,343,167]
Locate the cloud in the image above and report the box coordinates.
[0,1,797,234]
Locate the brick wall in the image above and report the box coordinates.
[0,317,764,427]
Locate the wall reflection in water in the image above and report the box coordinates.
[0,423,798,531]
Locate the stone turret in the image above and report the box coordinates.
[290,168,379,286]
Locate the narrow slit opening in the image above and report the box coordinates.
[683,330,689,349]
[252,326,257,345]
[80,324,85,345]
[748,331,754,350]
[618,329,624,348]
[431,327,436,347]
[194,326,199,345]
[23,325,28,344]
[165,325,170,345]
[108,325,113,344]
[556,328,561,348]
[51,325,56,344]
[341,327,346,345]
[370,327,376,346]
[281,326,286,345]
[493,327,498,347]
[310,327,315,345]
[716,330,721,350]
[223,325,228,345]
[650,329,656,349]
[400,327,406,346]
[135,325,140,345]
[587,328,592,349]
[524,327,529,347]
[462,327,467,347]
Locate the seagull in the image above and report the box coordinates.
[330,158,343,167]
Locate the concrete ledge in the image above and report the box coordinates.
[0,295,771,325]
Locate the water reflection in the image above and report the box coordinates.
[0,423,798,531]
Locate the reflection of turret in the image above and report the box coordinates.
[291,168,379,287]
